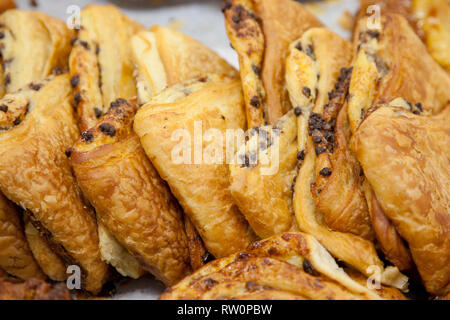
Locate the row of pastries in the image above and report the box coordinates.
[0,0,448,300]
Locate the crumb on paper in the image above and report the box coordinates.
[339,10,354,31]
[168,18,184,30]
[30,0,38,7]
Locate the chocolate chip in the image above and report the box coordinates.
[29,83,42,91]
[81,130,94,143]
[312,136,322,144]
[297,150,305,161]
[203,278,218,290]
[70,75,79,88]
[294,107,302,116]
[116,98,127,105]
[415,103,423,112]
[95,45,100,55]
[232,15,241,24]
[366,30,380,39]
[74,92,82,104]
[4,74,10,86]
[51,66,63,75]
[0,32,4,39]
[295,42,302,51]
[302,87,311,98]
[13,117,21,126]
[315,146,326,155]
[252,64,261,76]
[70,37,78,46]
[65,148,72,158]
[0,105,7,112]
[319,167,332,176]
[99,123,116,137]
[94,108,102,119]
[250,96,260,108]
[79,40,89,49]
[303,259,320,276]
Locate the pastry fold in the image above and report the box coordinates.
[223,0,322,126]
[160,232,406,300]
[351,105,450,296]
[131,25,238,105]
[0,75,108,294]
[69,4,144,132]
[229,111,299,238]
[134,78,256,258]
[0,193,44,280]
[356,0,450,72]
[0,9,74,95]
[71,98,191,285]
[0,277,71,300]
[287,28,407,288]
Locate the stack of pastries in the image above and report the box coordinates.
[0,0,448,300]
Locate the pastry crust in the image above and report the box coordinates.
[229,111,298,238]
[0,0,15,14]
[351,105,450,296]
[71,98,190,285]
[0,10,74,94]
[184,215,208,271]
[0,193,44,280]
[348,13,450,133]
[0,277,71,300]
[0,75,108,294]
[134,78,256,258]
[223,0,321,125]
[69,4,144,132]
[24,218,67,281]
[131,26,238,105]
[161,232,406,300]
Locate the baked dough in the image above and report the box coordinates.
[0,193,44,280]
[69,4,144,132]
[160,232,407,300]
[0,75,108,294]
[71,98,191,285]
[131,25,238,105]
[0,10,74,95]
[357,0,450,72]
[223,0,322,126]
[351,105,450,296]
[0,277,71,300]
[229,111,298,238]
[348,13,450,133]
[286,28,407,289]
[134,77,256,258]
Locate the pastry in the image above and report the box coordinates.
[287,28,407,288]
[229,111,299,238]
[356,0,450,72]
[131,25,238,105]
[69,4,144,132]
[0,0,15,14]
[134,77,256,258]
[223,0,322,126]
[0,9,74,95]
[351,105,450,296]
[0,75,108,294]
[0,277,71,300]
[160,232,407,300]
[71,98,191,285]
[0,193,44,280]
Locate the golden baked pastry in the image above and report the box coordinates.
[0,193,44,280]
[357,0,450,72]
[69,4,144,132]
[70,98,191,285]
[287,28,407,288]
[0,277,71,300]
[0,0,15,14]
[184,215,208,271]
[23,218,67,282]
[351,105,450,296]
[0,10,74,95]
[0,75,108,294]
[134,77,256,258]
[131,25,238,105]
[223,0,322,126]
[160,232,407,300]
[229,111,299,238]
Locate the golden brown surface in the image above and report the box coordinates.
[0,278,71,300]
[24,219,67,282]
[131,26,238,105]
[0,10,74,94]
[229,111,298,238]
[161,232,406,300]
[69,4,144,132]
[351,105,450,296]
[0,0,15,14]
[184,215,208,271]
[348,14,450,133]
[71,98,190,286]
[0,75,108,294]
[134,78,256,258]
[223,0,321,125]
[0,193,44,280]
